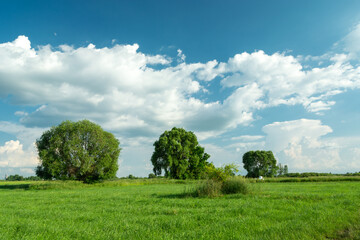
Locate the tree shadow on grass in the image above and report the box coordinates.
[0,184,30,190]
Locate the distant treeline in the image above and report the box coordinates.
[5,174,41,181]
[278,172,360,178]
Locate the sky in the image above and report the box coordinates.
[1,0,360,178]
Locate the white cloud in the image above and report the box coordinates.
[1,32,360,174]
[0,121,45,148]
[14,111,28,116]
[261,119,360,172]
[221,50,360,113]
[262,119,333,152]
[1,35,360,139]
[340,23,360,57]
[0,140,38,168]
[177,49,186,63]
[222,119,360,173]
[231,135,265,141]
[20,168,35,174]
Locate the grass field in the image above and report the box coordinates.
[0,179,359,239]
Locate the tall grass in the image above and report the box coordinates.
[193,179,223,197]
[192,177,252,197]
[221,177,251,194]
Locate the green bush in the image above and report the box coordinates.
[221,177,250,195]
[194,179,222,197]
[192,177,252,197]
[148,173,156,178]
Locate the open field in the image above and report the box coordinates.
[0,179,359,239]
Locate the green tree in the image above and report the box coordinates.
[284,165,288,175]
[151,127,210,179]
[148,173,156,178]
[278,163,284,176]
[6,174,24,181]
[242,150,278,178]
[36,120,120,182]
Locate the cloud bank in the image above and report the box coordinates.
[1,25,360,175]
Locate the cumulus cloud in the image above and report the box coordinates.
[261,119,356,172]
[262,119,333,152]
[0,140,38,168]
[221,50,360,112]
[1,30,360,174]
[0,36,234,139]
[0,121,45,148]
[223,119,360,173]
[1,35,360,139]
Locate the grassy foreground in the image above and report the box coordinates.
[0,179,359,239]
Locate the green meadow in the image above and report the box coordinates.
[0,179,359,240]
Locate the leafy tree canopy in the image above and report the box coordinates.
[151,127,210,179]
[204,163,240,182]
[242,150,278,178]
[36,120,120,182]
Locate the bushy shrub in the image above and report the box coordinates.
[203,163,239,182]
[148,173,156,178]
[193,179,222,197]
[221,177,250,195]
[192,176,252,197]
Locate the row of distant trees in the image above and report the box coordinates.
[34,120,283,182]
[7,171,360,181]
[5,174,41,181]
[27,119,357,183]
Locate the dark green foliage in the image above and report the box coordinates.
[5,174,23,181]
[148,173,156,178]
[194,163,249,197]
[221,177,250,195]
[193,176,251,197]
[151,127,210,179]
[243,150,278,178]
[278,163,284,176]
[36,120,120,183]
[5,175,41,181]
[277,164,288,176]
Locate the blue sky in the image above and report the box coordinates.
[1,0,360,177]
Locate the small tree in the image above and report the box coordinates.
[151,127,210,179]
[36,120,120,182]
[284,165,288,175]
[242,150,278,178]
[278,163,284,176]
